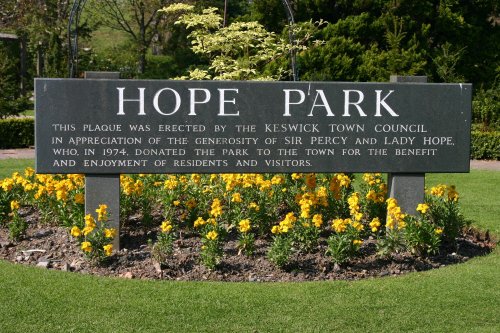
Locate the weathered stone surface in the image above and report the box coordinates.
[61,262,71,272]
[36,259,50,268]
[120,272,134,279]
[0,240,13,249]
[36,79,472,174]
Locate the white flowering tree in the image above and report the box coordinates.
[160,3,319,81]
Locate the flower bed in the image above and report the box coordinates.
[0,169,495,281]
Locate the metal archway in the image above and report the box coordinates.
[68,0,88,78]
[281,0,298,81]
[68,1,298,80]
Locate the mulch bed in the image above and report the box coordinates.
[0,206,496,282]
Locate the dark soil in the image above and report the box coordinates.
[0,207,496,282]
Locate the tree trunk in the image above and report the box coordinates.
[138,48,146,74]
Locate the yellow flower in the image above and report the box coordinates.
[81,241,92,253]
[164,176,179,190]
[24,167,35,177]
[312,214,323,228]
[210,198,223,217]
[435,228,444,235]
[95,204,108,221]
[103,244,113,256]
[84,214,96,228]
[104,228,116,238]
[300,203,311,218]
[74,193,85,204]
[447,185,459,202]
[10,200,20,211]
[271,175,284,185]
[173,200,181,206]
[351,221,364,231]
[231,192,242,203]
[186,198,197,210]
[56,189,67,202]
[332,218,349,233]
[70,226,81,237]
[305,173,316,189]
[248,202,260,211]
[194,217,206,228]
[336,173,351,187]
[353,239,363,246]
[354,212,363,222]
[206,231,218,241]
[430,184,446,197]
[416,203,429,214]
[191,174,201,184]
[348,192,360,215]
[369,218,381,232]
[239,219,251,233]
[82,226,94,236]
[271,225,280,234]
[280,224,290,233]
[160,221,173,233]
[366,189,377,201]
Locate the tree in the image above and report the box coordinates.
[0,41,31,118]
[0,0,90,78]
[161,4,320,81]
[89,0,175,74]
[295,0,500,86]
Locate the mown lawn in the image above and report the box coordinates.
[0,160,498,332]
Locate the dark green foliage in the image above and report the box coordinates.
[473,83,500,131]
[0,118,34,149]
[404,216,441,256]
[139,55,181,79]
[196,0,250,23]
[249,0,287,32]
[0,41,32,118]
[470,131,500,160]
[267,235,293,268]
[44,33,66,78]
[274,0,500,87]
[8,212,27,241]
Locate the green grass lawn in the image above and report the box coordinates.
[19,109,34,117]
[0,160,499,332]
[0,159,34,179]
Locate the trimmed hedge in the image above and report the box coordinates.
[470,130,500,160]
[0,118,34,149]
[0,118,498,161]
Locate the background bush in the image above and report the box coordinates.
[472,84,500,131]
[0,118,34,149]
[470,130,500,160]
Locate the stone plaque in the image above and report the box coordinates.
[35,79,472,174]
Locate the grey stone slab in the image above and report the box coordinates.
[35,79,472,174]
[388,173,425,215]
[388,76,427,215]
[85,174,120,250]
[83,72,121,251]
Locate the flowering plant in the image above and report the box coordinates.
[70,204,116,262]
[150,220,176,265]
[8,200,27,241]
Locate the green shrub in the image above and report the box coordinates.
[0,118,34,148]
[472,85,500,131]
[470,130,500,160]
[403,215,441,256]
